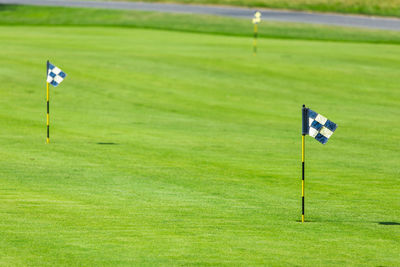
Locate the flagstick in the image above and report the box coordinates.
[46,82,50,144]
[301,104,308,223]
[302,134,305,222]
[253,23,258,55]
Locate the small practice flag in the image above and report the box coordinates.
[252,11,261,24]
[305,108,337,144]
[45,61,67,144]
[47,62,67,87]
[300,105,338,222]
[252,11,261,55]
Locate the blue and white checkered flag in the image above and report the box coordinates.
[302,107,337,144]
[47,61,66,87]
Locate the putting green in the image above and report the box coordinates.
[0,25,399,265]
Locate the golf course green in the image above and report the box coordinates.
[0,6,399,266]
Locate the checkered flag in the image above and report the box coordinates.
[303,107,337,144]
[47,61,66,87]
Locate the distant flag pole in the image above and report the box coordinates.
[46,61,67,143]
[252,11,261,55]
[301,105,338,222]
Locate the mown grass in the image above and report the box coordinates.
[0,4,399,266]
[113,0,400,17]
[1,5,400,44]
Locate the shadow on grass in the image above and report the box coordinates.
[295,219,400,225]
[97,142,118,145]
[378,222,400,226]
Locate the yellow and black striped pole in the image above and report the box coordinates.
[46,60,50,144]
[301,104,308,222]
[301,133,305,222]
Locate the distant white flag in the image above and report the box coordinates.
[252,11,261,24]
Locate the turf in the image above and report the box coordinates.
[0,6,399,267]
[110,0,400,18]
[2,5,400,45]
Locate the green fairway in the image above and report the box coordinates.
[0,6,399,266]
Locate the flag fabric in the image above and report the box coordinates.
[252,11,261,24]
[307,109,337,144]
[47,62,66,87]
